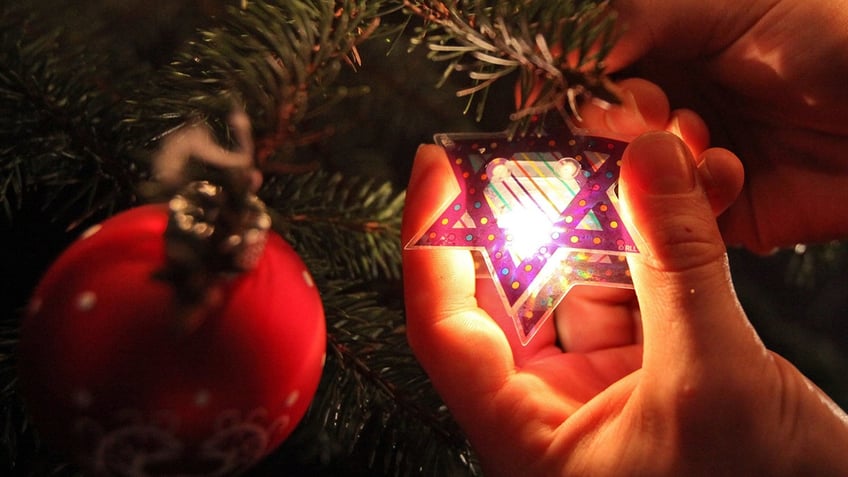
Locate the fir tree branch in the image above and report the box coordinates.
[262,170,405,281]
[0,12,138,226]
[405,0,620,136]
[126,0,390,173]
[295,283,480,476]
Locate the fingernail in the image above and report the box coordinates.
[625,132,696,195]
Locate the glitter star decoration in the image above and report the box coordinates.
[406,128,639,345]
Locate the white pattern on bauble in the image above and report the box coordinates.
[195,389,211,407]
[80,224,102,240]
[76,291,97,311]
[301,270,314,288]
[76,407,291,476]
[284,390,299,408]
[72,388,93,409]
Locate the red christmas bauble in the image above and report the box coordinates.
[18,204,326,476]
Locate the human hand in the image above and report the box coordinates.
[402,80,848,476]
[604,0,848,252]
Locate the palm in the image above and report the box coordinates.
[482,361,641,474]
[451,283,646,475]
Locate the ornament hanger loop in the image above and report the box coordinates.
[152,109,261,193]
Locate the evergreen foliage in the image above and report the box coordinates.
[406,0,619,136]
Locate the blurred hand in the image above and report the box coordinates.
[402,80,848,476]
[605,0,848,252]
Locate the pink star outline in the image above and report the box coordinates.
[406,128,639,345]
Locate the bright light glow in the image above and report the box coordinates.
[498,206,554,260]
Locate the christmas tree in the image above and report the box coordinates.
[1,1,846,476]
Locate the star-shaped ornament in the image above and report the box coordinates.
[406,128,639,345]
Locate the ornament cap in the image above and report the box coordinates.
[158,179,272,318]
[148,110,271,317]
[166,180,271,273]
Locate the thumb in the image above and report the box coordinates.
[619,132,762,381]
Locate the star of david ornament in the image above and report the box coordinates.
[406,127,639,345]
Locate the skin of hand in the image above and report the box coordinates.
[603,0,848,253]
[402,80,848,476]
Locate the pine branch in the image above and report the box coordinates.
[125,0,390,172]
[262,170,405,281]
[0,11,139,227]
[0,317,24,470]
[1,0,403,228]
[405,0,620,136]
[290,283,480,476]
